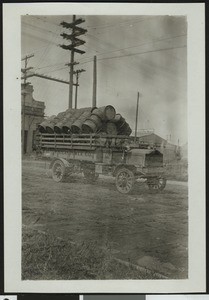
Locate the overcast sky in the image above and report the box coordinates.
[21,15,187,145]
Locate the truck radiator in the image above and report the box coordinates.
[145,150,163,167]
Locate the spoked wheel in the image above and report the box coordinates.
[51,160,66,182]
[147,176,167,192]
[115,168,135,194]
[83,169,99,183]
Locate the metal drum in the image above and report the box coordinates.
[45,112,66,133]
[62,110,85,134]
[82,119,98,133]
[38,115,56,133]
[88,114,102,127]
[118,121,132,136]
[112,114,126,128]
[71,111,91,134]
[54,111,75,134]
[91,105,116,121]
[105,122,118,135]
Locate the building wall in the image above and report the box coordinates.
[21,84,45,153]
[138,133,180,163]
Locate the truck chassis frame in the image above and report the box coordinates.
[37,133,166,194]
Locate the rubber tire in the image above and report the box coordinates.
[147,177,166,192]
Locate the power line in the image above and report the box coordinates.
[86,17,143,29]
[97,45,186,61]
[29,15,151,31]
[44,66,69,74]
[86,32,114,51]
[83,32,186,72]
[69,33,183,64]
[22,17,186,86]
[22,30,59,46]
[42,59,93,75]
[35,27,61,69]
[28,15,62,28]
[25,44,186,89]
[87,16,159,31]
[100,34,186,55]
[29,16,59,27]
[27,45,52,54]
[36,61,67,71]
[22,21,62,36]
[32,57,93,75]
[82,33,186,60]
[23,18,186,62]
[33,43,186,79]
[82,43,100,53]
[79,59,94,65]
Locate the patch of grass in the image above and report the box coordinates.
[22,228,161,280]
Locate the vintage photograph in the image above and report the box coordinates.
[21,14,188,280]
[3,2,205,294]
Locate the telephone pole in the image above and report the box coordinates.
[92,55,97,107]
[21,54,34,155]
[59,15,87,109]
[69,14,75,108]
[74,69,85,108]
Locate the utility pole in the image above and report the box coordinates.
[134,92,140,143]
[92,55,97,107]
[21,71,79,86]
[73,69,85,108]
[21,54,34,155]
[59,15,87,109]
[69,14,75,108]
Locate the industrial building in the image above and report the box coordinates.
[21,83,45,154]
[138,133,181,163]
[137,133,187,180]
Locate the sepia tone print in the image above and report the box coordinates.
[21,14,188,280]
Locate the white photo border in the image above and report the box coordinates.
[3,2,205,293]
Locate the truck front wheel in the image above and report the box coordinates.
[147,176,166,191]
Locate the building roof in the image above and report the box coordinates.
[138,133,177,147]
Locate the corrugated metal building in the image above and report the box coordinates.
[138,133,180,163]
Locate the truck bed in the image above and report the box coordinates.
[36,133,153,151]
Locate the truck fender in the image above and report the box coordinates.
[49,158,71,169]
[47,158,71,178]
[113,164,136,177]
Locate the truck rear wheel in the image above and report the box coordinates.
[115,167,135,194]
[52,160,66,182]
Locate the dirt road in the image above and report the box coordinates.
[22,159,188,279]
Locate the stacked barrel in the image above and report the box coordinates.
[38,105,132,136]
